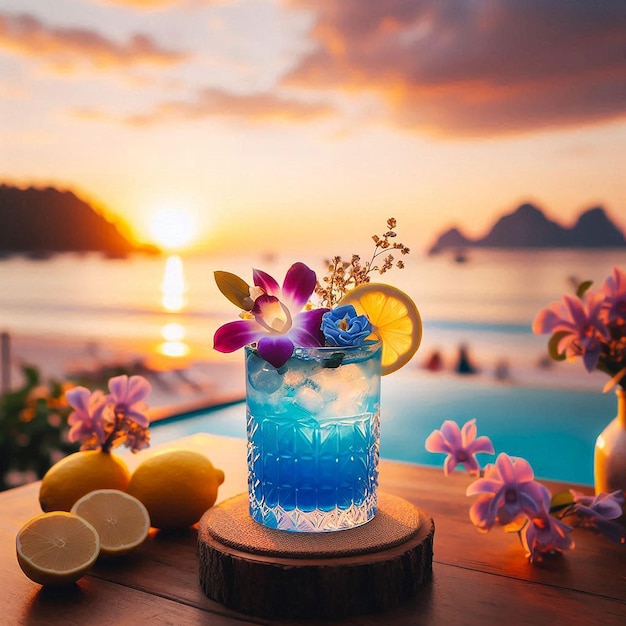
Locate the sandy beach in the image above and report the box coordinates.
[3,331,246,415]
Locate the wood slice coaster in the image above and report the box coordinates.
[198,492,435,619]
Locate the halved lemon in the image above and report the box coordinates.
[16,511,100,586]
[71,489,150,557]
[340,283,422,375]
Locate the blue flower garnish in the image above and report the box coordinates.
[321,304,372,347]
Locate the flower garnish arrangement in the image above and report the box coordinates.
[213,218,422,374]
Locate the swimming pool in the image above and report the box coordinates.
[150,371,616,486]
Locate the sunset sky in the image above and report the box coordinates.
[1,0,625,254]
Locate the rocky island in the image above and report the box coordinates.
[0,184,159,258]
[429,203,626,255]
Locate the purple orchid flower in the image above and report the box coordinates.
[532,291,610,372]
[599,266,626,323]
[569,489,626,544]
[570,489,625,519]
[66,386,108,449]
[522,486,574,563]
[107,374,152,429]
[214,262,328,368]
[425,419,494,475]
[466,453,549,531]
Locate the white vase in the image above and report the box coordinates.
[594,387,626,496]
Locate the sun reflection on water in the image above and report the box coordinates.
[158,256,190,357]
[161,255,187,312]
[158,322,190,357]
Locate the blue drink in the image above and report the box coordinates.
[245,341,382,532]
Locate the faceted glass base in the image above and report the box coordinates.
[245,342,382,533]
[248,492,378,532]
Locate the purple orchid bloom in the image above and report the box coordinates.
[570,489,625,519]
[425,419,494,475]
[522,487,574,563]
[532,291,610,372]
[599,266,626,323]
[523,514,574,563]
[569,489,626,545]
[466,453,549,531]
[66,386,108,449]
[107,375,152,429]
[214,262,328,368]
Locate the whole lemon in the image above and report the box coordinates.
[39,450,131,513]
[127,449,225,530]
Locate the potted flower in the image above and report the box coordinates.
[533,267,626,496]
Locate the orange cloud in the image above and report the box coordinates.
[120,86,335,125]
[283,0,626,136]
[0,12,187,71]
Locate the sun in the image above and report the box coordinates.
[149,207,197,251]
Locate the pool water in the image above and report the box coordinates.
[150,371,616,486]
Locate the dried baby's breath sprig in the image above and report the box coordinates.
[315,218,410,308]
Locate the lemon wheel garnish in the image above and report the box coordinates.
[340,283,422,375]
[71,489,151,557]
[16,511,100,586]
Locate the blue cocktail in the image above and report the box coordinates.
[245,341,382,532]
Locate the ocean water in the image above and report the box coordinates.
[1,248,624,484]
[0,248,623,370]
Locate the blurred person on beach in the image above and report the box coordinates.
[494,359,511,381]
[424,349,444,372]
[455,344,478,375]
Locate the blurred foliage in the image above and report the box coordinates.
[0,366,78,491]
[0,362,137,491]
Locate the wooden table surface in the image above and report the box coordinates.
[1,433,624,625]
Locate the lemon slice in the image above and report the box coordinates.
[16,511,100,586]
[340,283,422,375]
[71,489,150,557]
